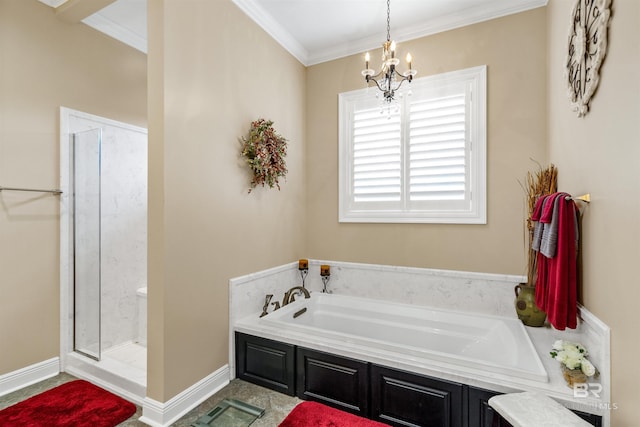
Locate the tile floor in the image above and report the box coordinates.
[0,373,302,426]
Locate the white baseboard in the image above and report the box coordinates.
[0,357,60,397]
[139,364,230,427]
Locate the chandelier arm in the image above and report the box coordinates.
[393,68,412,83]
[368,69,386,80]
[366,76,388,93]
[391,77,409,92]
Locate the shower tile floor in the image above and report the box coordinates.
[0,372,301,426]
[102,342,147,385]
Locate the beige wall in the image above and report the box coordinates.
[147,0,306,401]
[305,8,547,275]
[0,0,146,375]
[4,1,639,423]
[547,1,640,425]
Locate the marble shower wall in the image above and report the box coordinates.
[100,124,147,349]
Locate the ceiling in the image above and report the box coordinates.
[39,0,547,66]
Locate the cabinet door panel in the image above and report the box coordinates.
[468,386,511,427]
[297,347,370,417]
[235,332,295,396]
[371,365,463,427]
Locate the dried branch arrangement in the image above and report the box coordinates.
[523,163,558,285]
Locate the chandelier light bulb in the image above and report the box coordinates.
[406,53,412,69]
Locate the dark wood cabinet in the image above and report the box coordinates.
[296,347,370,417]
[235,333,603,427]
[468,386,511,427]
[573,410,603,427]
[235,332,296,396]
[371,365,464,427]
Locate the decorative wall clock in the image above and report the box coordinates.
[565,0,612,117]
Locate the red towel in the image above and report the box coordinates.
[535,192,579,330]
[531,195,547,221]
[533,193,562,310]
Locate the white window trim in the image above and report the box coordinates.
[338,65,487,224]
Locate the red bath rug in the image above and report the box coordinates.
[278,401,389,427]
[0,379,136,427]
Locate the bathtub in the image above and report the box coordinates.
[238,293,547,383]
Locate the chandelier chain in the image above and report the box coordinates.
[386,0,391,41]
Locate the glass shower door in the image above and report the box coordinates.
[73,129,102,360]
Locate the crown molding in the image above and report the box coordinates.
[37,0,69,7]
[41,0,548,65]
[231,0,310,65]
[235,0,548,66]
[82,11,147,53]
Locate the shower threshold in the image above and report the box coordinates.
[64,342,146,405]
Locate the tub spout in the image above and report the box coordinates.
[282,286,310,306]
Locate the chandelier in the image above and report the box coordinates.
[361,0,417,105]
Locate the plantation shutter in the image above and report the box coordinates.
[339,65,486,223]
[408,93,467,203]
[352,107,402,203]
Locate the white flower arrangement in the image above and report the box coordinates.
[550,340,597,377]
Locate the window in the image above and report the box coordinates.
[339,65,486,224]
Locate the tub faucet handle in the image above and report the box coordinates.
[260,294,274,318]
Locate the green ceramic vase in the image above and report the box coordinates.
[514,284,547,327]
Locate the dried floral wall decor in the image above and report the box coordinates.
[241,119,288,193]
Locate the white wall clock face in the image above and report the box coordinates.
[565,0,612,117]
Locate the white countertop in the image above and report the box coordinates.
[489,391,593,427]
